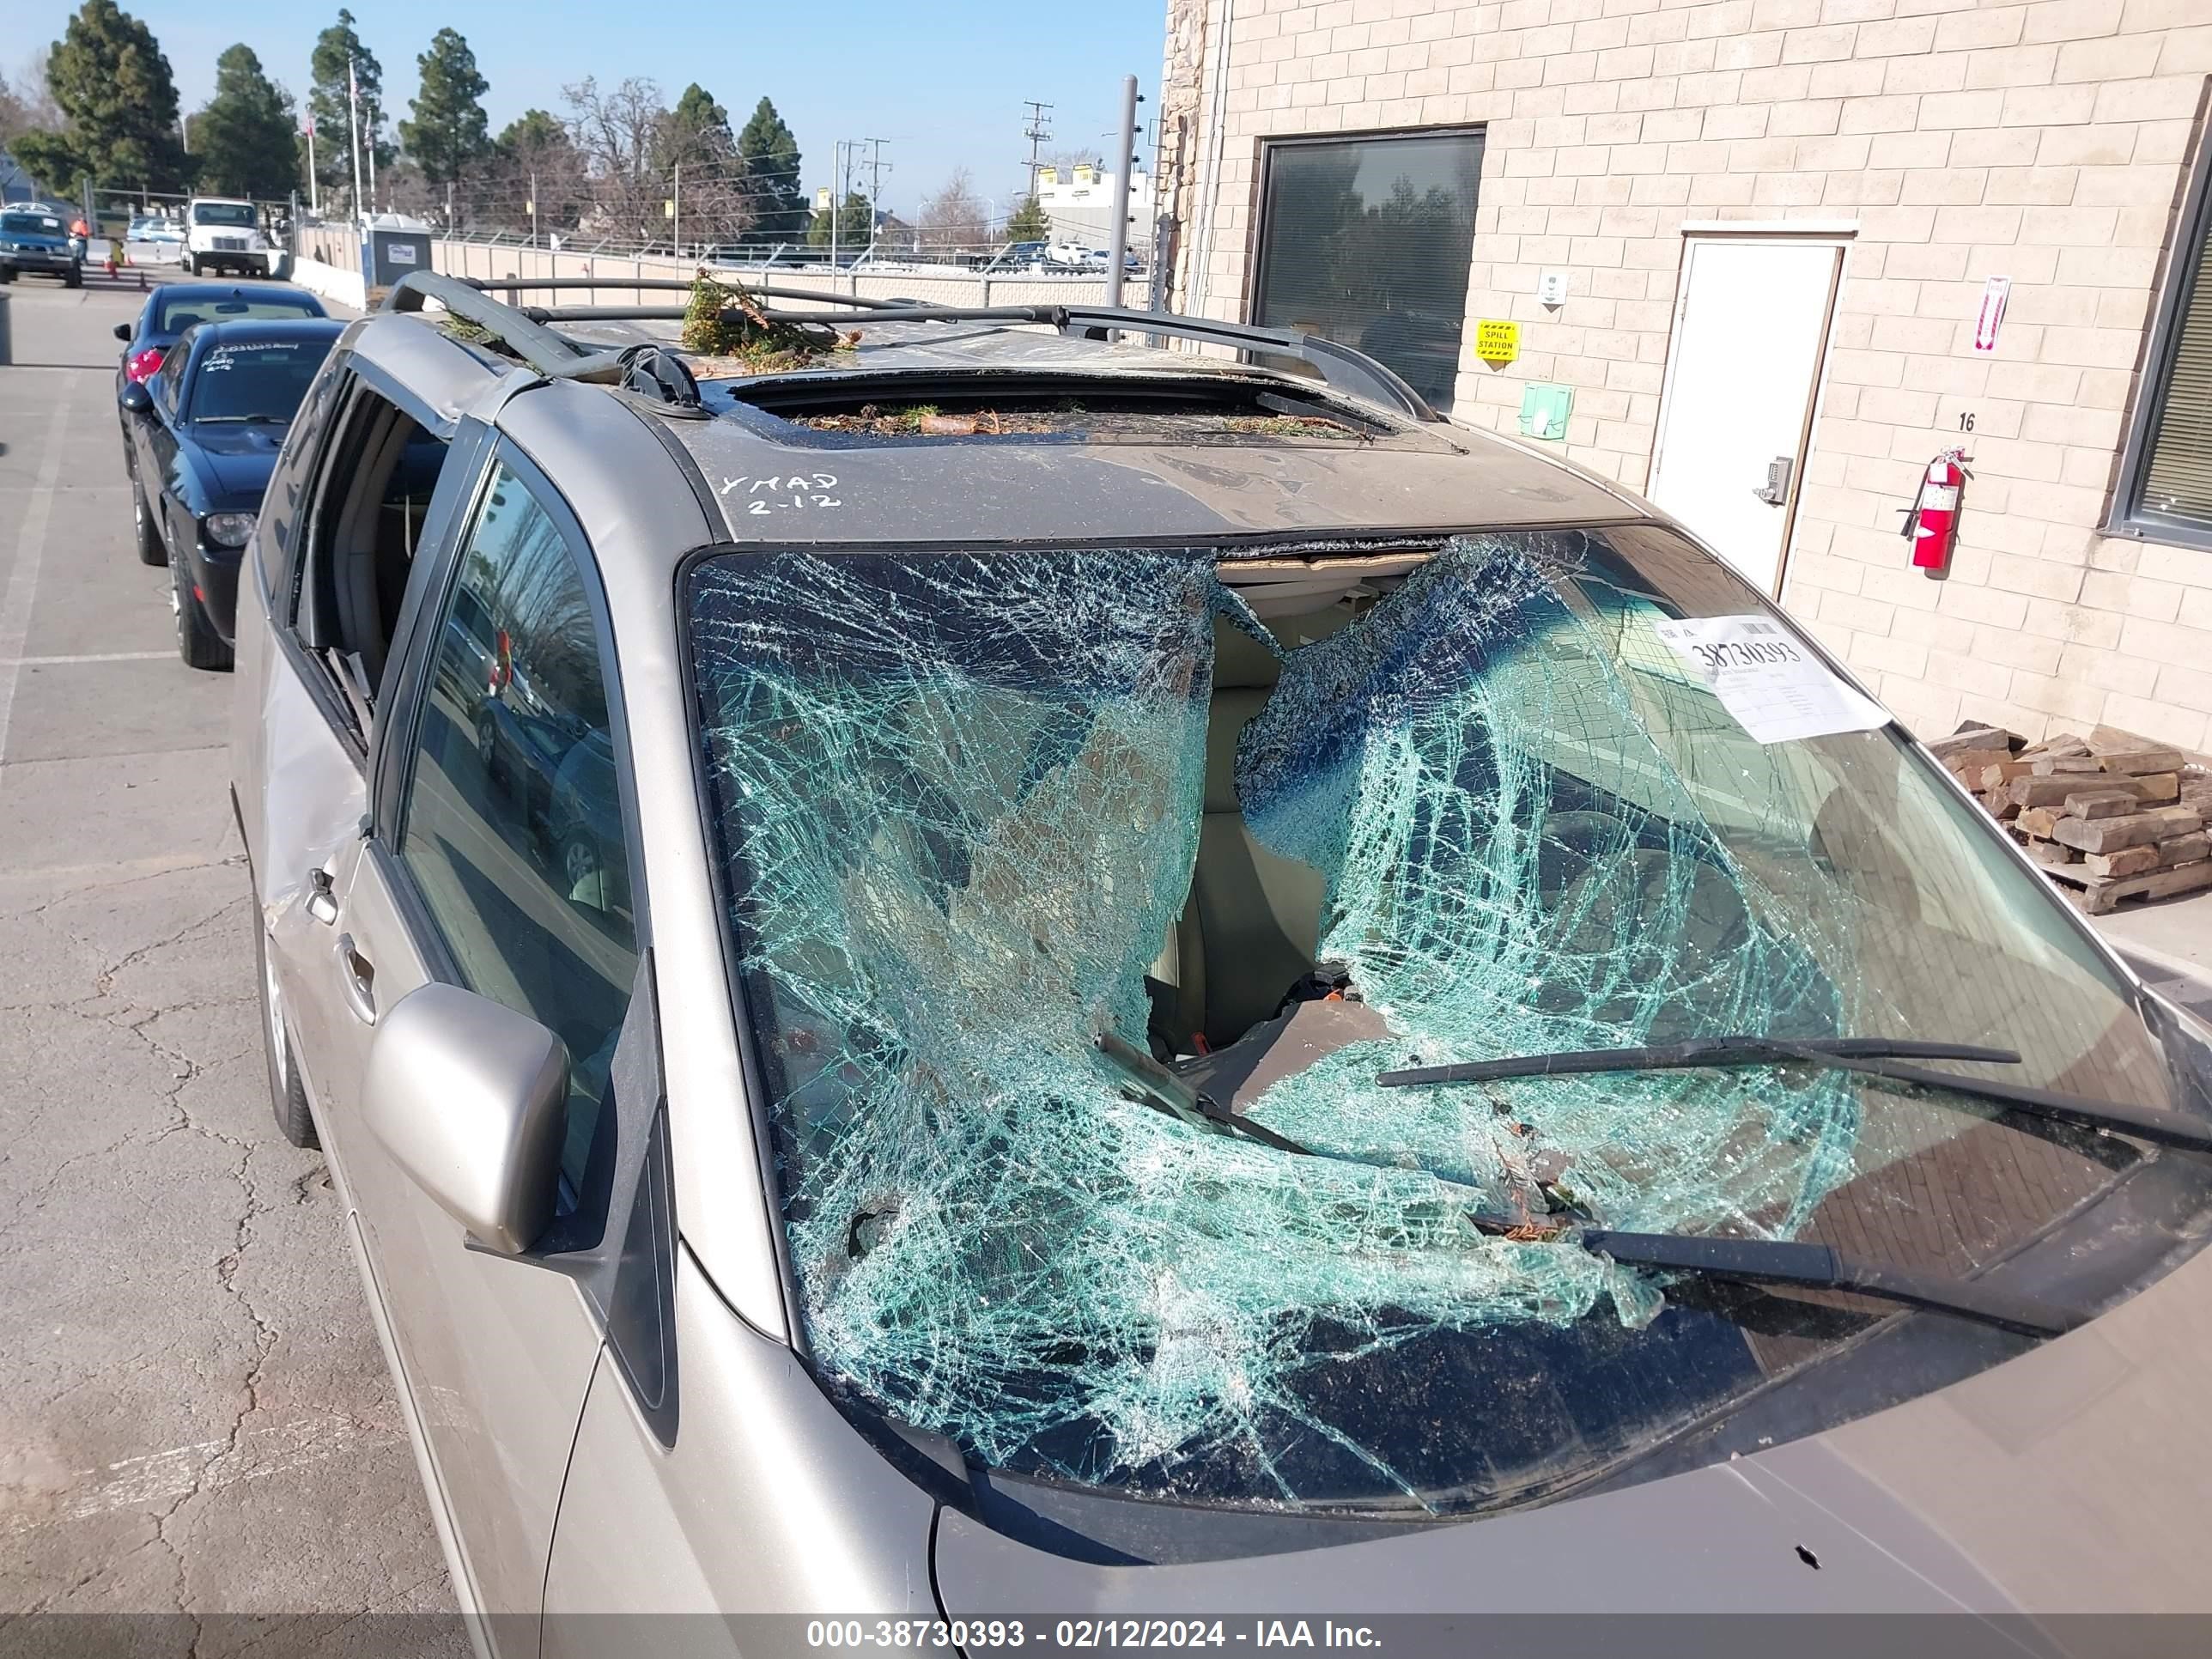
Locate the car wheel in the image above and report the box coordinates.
[131,482,165,566]
[256,921,318,1149]
[560,833,602,901]
[168,544,233,672]
[0,266,14,284]
[185,255,201,277]
[476,712,500,778]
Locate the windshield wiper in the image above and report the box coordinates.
[1565,1228,2086,1339]
[1095,1031,1310,1154]
[1097,1033,2082,1336]
[1380,1035,2212,1157]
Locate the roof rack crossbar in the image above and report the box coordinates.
[385,272,1436,419]
[382,270,629,383]
[454,276,910,312]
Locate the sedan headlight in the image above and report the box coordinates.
[202,511,257,549]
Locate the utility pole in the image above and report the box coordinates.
[530,171,538,249]
[346,55,365,225]
[861,138,890,257]
[1105,76,1139,309]
[829,139,846,277]
[673,162,682,258]
[446,179,455,234]
[306,115,319,216]
[1021,100,1054,200]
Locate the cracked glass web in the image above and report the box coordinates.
[687,535,1870,1507]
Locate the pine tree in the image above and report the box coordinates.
[306,9,392,208]
[10,0,189,196]
[1006,194,1051,243]
[805,191,872,251]
[192,44,297,200]
[399,27,489,191]
[736,97,806,240]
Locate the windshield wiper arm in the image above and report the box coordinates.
[1381,1036,2212,1157]
[1095,1031,1310,1154]
[1569,1228,2086,1340]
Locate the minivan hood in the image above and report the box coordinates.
[934,1220,2212,1623]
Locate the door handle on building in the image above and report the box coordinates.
[1754,455,1793,507]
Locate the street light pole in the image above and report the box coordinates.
[1105,75,1139,310]
[346,56,365,224]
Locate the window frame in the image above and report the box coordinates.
[2110,115,2212,551]
[1244,123,1488,416]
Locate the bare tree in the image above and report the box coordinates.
[1043,146,1104,173]
[0,49,64,147]
[916,166,987,253]
[562,75,667,244]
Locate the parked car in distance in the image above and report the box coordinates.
[119,317,343,668]
[184,196,280,277]
[114,283,330,452]
[0,204,82,287]
[984,239,1051,271]
[125,215,187,265]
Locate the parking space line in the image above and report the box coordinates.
[0,394,72,790]
[3,650,175,665]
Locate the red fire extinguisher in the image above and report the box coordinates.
[1906,447,1970,573]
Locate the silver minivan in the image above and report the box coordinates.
[233,273,2212,1653]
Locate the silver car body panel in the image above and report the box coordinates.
[540,1248,939,1638]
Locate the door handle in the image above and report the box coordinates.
[335,933,377,1024]
[306,866,338,925]
[1753,454,1794,507]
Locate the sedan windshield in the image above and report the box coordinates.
[686,528,2201,1513]
[184,337,331,423]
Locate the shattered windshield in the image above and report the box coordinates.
[687,528,2176,1512]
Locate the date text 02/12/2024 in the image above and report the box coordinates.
[802,1621,1383,1649]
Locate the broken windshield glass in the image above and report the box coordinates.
[686,530,2179,1512]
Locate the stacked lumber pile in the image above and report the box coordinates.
[1930,722,2212,915]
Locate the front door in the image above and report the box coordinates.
[316,447,638,1624]
[1648,236,1844,599]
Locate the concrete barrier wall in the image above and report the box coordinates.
[428,240,1114,311]
[289,255,366,313]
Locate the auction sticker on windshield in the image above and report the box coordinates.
[1652,614,1887,744]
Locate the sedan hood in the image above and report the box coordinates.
[934,1219,2212,1627]
[187,422,285,500]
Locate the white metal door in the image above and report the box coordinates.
[1649,237,1843,598]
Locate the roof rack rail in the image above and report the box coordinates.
[382,270,629,383]
[383,271,1437,421]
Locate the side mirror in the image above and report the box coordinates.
[363,982,568,1255]
[113,321,132,342]
[118,380,152,415]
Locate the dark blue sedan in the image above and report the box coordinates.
[118,317,344,669]
[112,282,328,442]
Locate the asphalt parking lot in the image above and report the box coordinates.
[0,276,457,1636]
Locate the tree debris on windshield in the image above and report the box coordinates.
[680,271,859,374]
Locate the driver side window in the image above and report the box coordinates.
[396,459,637,1191]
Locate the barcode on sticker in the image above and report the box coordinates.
[1741,621,1779,636]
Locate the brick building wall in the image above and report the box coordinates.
[1156,0,2212,752]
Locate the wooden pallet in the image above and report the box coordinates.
[2033,857,2212,915]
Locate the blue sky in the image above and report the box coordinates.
[15,1,1166,211]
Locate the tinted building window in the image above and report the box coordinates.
[2118,131,2212,547]
[1251,130,1485,414]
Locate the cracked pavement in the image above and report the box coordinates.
[0,282,459,1644]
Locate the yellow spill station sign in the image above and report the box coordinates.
[1474,319,1520,366]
